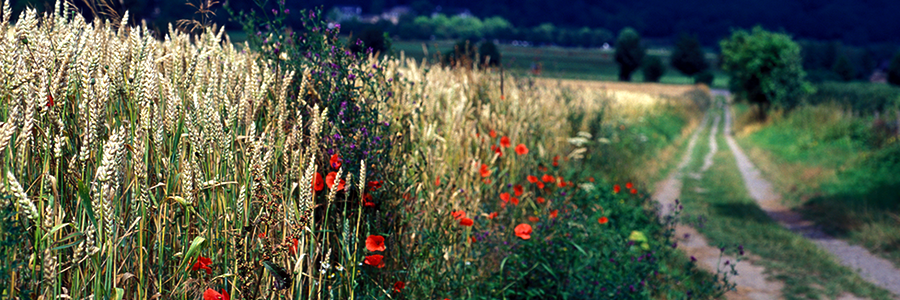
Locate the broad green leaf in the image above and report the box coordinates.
[178,236,207,272]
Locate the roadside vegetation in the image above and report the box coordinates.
[732,83,900,267]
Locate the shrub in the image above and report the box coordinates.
[442,39,478,67]
[642,56,666,83]
[695,70,715,86]
[889,52,900,86]
[443,40,501,68]
[478,40,501,67]
[832,54,856,82]
[803,82,900,113]
[349,26,393,55]
[720,26,812,114]
[671,33,709,77]
[615,27,645,82]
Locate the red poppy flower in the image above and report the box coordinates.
[598,217,609,224]
[470,236,477,243]
[527,175,538,183]
[552,155,559,167]
[539,166,548,172]
[557,177,566,188]
[630,188,637,194]
[330,154,342,169]
[489,129,497,138]
[513,184,523,196]
[484,178,492,184]
[393,281,406,293]
[536,182,545,189]
[549,210,558,218]
[490,144,503,156]
[487,212,498,219]
[514,223,533,240]
[313,172,324,191]
[459,217,474,226]
[258,232,266,238]
[451,210,466,220]
[289,238,299,255]
[435,178,441,186]
[480,164,491,177]
[47,94,54,107]
[542,174,555,183]
[204,288,228,300]
[363,193,375,207]
[515,144,528,155]
[613,184,621,194]
[191,255,212,275]
[325,172,346,191]
[364,254,385,268]
[589,177,595,182]
[528,216,540,223]
[499,192,510,203]
[536,197,546,204]
[368,180,382,191]
[221,289,230,300]
[500,136,511,148]
[511,197,520,206]
[366,235,385,252]
[626,182,633,189]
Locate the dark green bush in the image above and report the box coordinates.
[642,56,666,83]
[804,82,900,113]
[694,70,715,86]
[832,55,856,82]
[478,40,501,67]
[443,40,502,68]
[349,26,393,55]
[889,52,900,86]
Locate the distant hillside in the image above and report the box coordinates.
[300,0,900,46]
[10,0,900,46]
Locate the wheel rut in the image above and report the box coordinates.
[722,101,900,298]
[653,105,784,300]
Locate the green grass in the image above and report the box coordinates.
[676,104,893,299]
[734,103,900,267]
[391,40,730,88]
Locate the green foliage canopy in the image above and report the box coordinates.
[670,33,709,77]
[614,27,645,82]
[720,26,812,111]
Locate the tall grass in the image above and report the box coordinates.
[1,2,727,298]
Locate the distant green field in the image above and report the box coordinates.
[392,39,729,88]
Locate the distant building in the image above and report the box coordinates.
[432,6,473,18]
[381,6,411,24]
[870,69,887,83]
[330,6,362,23]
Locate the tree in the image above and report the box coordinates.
[889,52,900,86]
[832,54,856,82]
[670,33,709,80]
[720,27,811,115]
[642,56,665,82]
[614,27,645,81]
